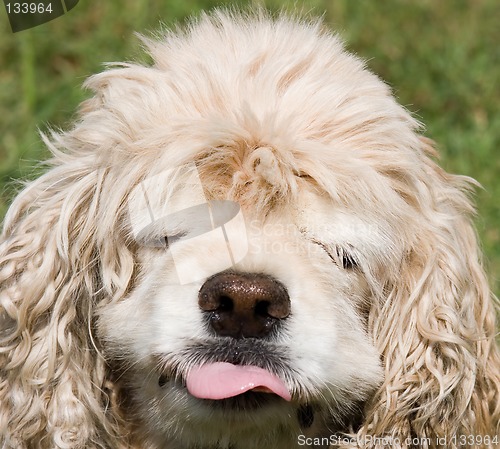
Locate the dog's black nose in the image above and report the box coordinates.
[198,272,290,339]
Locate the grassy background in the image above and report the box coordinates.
[0,0,498,296]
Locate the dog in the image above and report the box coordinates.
[0,9,499,449]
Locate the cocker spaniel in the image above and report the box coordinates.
[1,9,499,449]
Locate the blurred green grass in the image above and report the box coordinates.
[0,0,498,295]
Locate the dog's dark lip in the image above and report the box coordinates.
[196,390,285,411]
[158,375,168,387]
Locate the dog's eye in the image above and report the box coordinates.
[308,237,358,270]
[163,232,187,249]
[335,246,358,270]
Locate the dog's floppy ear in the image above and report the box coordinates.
[361,138,500,445]
[0,133,131,447]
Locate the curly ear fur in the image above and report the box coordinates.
[0,137,136,448]
[0,42,180,447]
[359,139,500,448]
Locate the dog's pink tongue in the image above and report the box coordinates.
[186,362,291,401]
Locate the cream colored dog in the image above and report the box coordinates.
[1,9,499,449]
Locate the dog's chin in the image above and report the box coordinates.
[148,379,366,449]
[148,389,296,447]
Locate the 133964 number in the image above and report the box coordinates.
[5,3,53,14]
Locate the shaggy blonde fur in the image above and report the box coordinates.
[1,9,499,449]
